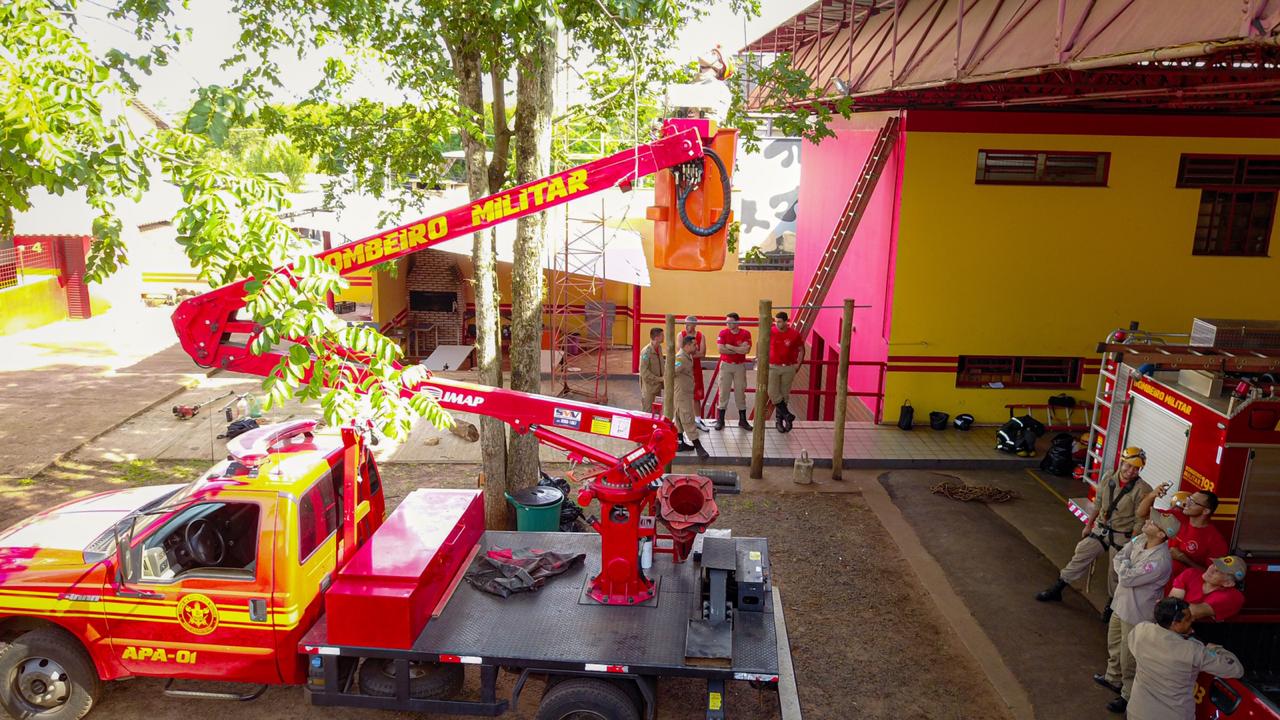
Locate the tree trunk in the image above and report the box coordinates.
[505,29,556,491]
[450,44,509,529]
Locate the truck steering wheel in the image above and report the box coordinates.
[184,518,226,566]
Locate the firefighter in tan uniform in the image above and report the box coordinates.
[638,327,664,412]
[1036,447,1152,614]
[674,335,709,459]
[1127,597,1244,720]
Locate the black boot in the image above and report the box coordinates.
[1101,603,1113,625]
[693,439,710,459]
[677,438,695,452]
[738,410,753,431]
[1035,579,1067,602]
[714,409,726,430]
[778,402,794,432]
[1106,697,1127,714]
[776,411,786,433]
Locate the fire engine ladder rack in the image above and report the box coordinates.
[1083,329,1280,489]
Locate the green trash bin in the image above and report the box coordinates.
[505,486,564,532]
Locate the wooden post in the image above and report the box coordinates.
[750,300,772,480]
[832,299,854,480]
[663,314,677,473]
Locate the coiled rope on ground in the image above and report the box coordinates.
[930,481,1017,503]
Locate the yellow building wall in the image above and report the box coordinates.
[638,225,795,357]
[0,278,68,335]
[370,259,408,327]
[887,130,1280,422]
[336,267,374,306]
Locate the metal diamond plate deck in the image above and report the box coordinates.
[302,531,779,677]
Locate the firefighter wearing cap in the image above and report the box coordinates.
[674,334,709,459]
[1137,483,1229,583]
[1036,447,1153,605]
[1097,510,1180,714]
[1127,597,1244,720]
[1168,555,1247,623]
[678,316,707,408]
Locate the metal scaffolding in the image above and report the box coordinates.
[548,199,614,404]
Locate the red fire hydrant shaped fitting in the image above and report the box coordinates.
[656,474,719,563]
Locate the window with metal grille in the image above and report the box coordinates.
[1193,190,1276,256]
[976,150,1109,186]
[956,356,1083,389]
[1177,155,1280,188]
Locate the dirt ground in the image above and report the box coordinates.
[0,461,1012,720]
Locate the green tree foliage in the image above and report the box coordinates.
[4,0,841,461]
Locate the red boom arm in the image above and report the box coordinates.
[170,123,709,486]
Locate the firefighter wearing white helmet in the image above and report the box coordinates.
[1035,448,1152,616]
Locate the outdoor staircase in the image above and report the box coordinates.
[792,115,899,339]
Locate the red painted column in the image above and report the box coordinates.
[631,284,642,374]
[807,334,825,420]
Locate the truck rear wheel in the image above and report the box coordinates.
[0,628,102,720]
[357,659,462,700]
[536,678,641,720]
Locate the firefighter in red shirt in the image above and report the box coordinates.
[1137,484,1228,582]
[1168,556,1247,623]
[715,313,753,431]
[768,312,805,433]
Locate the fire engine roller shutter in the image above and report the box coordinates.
[1236,447,1280,554]
[1123,394,1191,509]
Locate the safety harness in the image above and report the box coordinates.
[1092,474,1139,551]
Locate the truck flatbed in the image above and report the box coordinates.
[299,530,791,719]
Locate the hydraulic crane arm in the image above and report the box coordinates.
[171,121,714,483]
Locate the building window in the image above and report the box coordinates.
[1178,155,1279,257]
[957,355,1083,389]
[1192,190,1275,256]
[976,150,1109,186]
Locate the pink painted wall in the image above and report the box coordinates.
[792,114,902,420]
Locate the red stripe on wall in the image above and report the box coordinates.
[886,365,958,373]
[887,355,959,363]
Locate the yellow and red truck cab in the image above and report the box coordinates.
[0,421,383,693]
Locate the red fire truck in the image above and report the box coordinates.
[0,119,793,720]
[1076,320,1280,718]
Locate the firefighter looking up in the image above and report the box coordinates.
[1097,511,1180,715]
[715,313,753,431]
[1036,447,1152,618]
[675,334,709,459]
[1127,597,1244,720]
[1136,485,1228,583]
[768,311,805,433]
[638,327,664,412]
[1168,555,1247,623]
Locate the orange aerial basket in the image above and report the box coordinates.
[647,118,737,271]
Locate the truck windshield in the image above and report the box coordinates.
[83,486,187,560]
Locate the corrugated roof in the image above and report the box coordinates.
[744,0,1280,111]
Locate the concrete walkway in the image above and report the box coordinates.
[0,306,214,479]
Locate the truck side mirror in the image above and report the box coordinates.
[114,517,162,600]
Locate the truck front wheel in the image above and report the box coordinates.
[0,628,102,720]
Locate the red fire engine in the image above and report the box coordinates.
[0,119,793,720]
[1077,319,1280,718]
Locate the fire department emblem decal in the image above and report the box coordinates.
[176,594,219,636]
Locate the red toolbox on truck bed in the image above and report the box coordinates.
[325,488,484,648]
